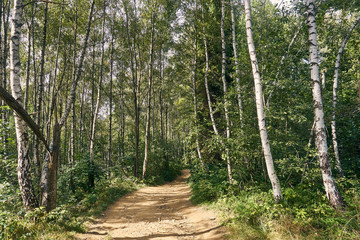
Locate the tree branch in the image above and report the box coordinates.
[0,85,50,151]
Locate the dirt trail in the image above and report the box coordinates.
[75,170,226,240]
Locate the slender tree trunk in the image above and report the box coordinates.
[202,5,218,136]
[135,38,142,178]
[331,15,360,178]
[202,3,232,179]
[10,0,38,210]
[244,0,282,201]
[159,48,164,140]
[306,0,345,209]
[40,0,95,211]
[1,0,10,168]
[89,2,106,187]
[192,0,205,170]
[34,3,49,190]
[123,0,139,177]
[70,0,77,170]
[143,7,155,180]
[24,25,31,111]
[108,27,114,177]
[221,0,233,184]
[231,0,243,126]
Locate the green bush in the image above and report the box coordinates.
[189,167,360,239]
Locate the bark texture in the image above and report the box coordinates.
[306,0,345,209]
[9,0,38,210]
[244,0,282,201]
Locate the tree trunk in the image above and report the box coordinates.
[143,7,155,180]
[244,0,282,201]
[108,26,114,177]
[89,1,106,187]
[230,0,243,126]
[221,0,233,184]
[34,3,49,191]
[24,25,31,111]
[9,0,38,210]
[306,0,345,209]
[123,0,139,177]
[41,0,95,211]
[331,15,360,178]
[202,5,219,137]
[159,46,164,140]
[1,0,10,172]
[192,0,205,170]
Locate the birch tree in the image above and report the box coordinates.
[231,0,243,126]
[143,3,155,179]
[221,0,233,184]
[9,0,38,210]
[244,0,282,201]
[192,0,205,169]
[306,0,345,209]
[331,15,360,178]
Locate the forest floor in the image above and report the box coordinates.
[75,169,227,240]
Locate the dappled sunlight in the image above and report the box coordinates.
[76,170,226,240]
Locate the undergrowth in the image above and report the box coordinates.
[189,168,360,240]
[0,176,141,240]
[0,139,182,239]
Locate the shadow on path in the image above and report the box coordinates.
[76,170,226,240]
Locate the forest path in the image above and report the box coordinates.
[75,169,226,240]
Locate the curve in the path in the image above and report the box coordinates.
[76,169,226,240]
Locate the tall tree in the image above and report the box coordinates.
[331,15,360,178]
[89,0,106,187]
[143,2,155,179]
[192,0,205,169]
[244,0,282,201]
[40,0,96,211]
[221,0,233,184]
[306,0,345,209]
[231,0,243,126]
[9,0,38,210]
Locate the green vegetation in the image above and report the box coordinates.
[0,123,181,239]
[0,170,137,239]
[1,0,360,238]
[0,152,180,239]
[189,168,360,239]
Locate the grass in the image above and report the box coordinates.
[0,161,182,239]
[189,170,360,240]
[0,177,142,240]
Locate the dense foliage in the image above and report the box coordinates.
[0,0,360,238]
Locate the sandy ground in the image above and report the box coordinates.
[75,170,226,240]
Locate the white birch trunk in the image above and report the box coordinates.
[10,0,38,210]
[202,5,219,136]
[331,15,360,178]
[143,6,154,180]
[231,0,243,126]
[306,0,344,209]
[244,0,282,201]
[221,0,233,184]
[192,1,205,169]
